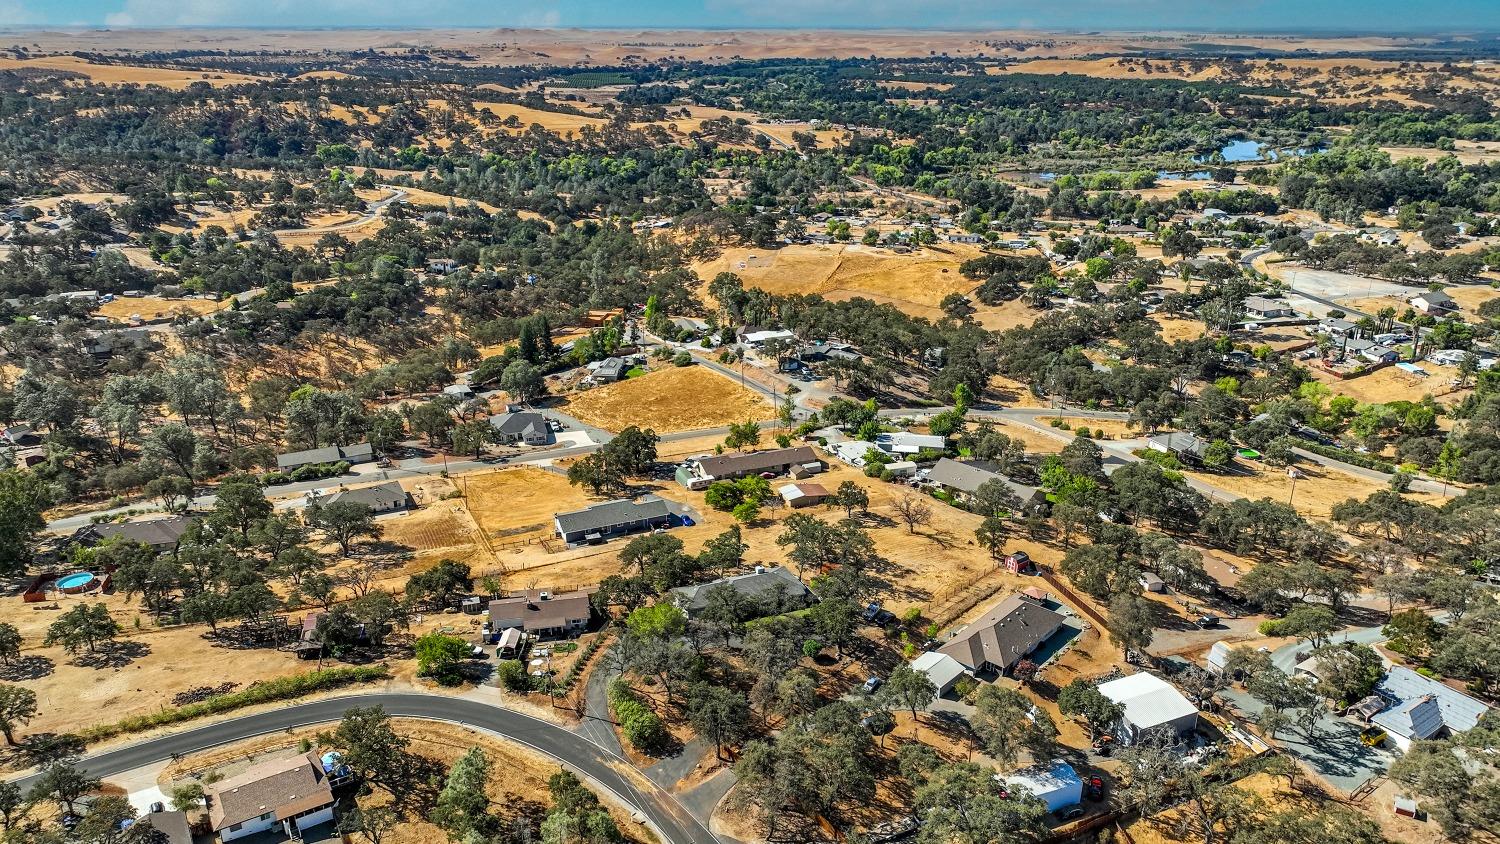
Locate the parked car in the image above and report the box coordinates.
[862,676,883,694]
[1196,615,1220,628]
[1057,804,1087,821]
[1085,775,1105,801]
[863,602,895,625]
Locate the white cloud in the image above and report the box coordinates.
[0,0,37,26]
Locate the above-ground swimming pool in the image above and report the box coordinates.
[57,572,97,594]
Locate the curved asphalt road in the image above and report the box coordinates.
[13,693,719,844]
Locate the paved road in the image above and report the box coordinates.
[12,692,719,844]
[271,187,408,238]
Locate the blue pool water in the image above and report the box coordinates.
[57,572,95,590]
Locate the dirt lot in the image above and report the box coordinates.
[1307,362,1470,407]
[1052,417,1138,440]
[694,243,986,319]
[95,296,227,322]
[160,720,655,844]
[1181,460,1439,520]
[1154,316,1208,343]
[561,366,772,433]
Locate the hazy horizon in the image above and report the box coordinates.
[3,1,1499,36]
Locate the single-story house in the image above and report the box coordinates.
[488,588,595,639]
[1,424,41,447]
[427,257,460,274]
[1146,432,1209,465]
[135,810,192,844]
[1318,317,1360,339]
[671,317,709,336]
[81,328,152,358]
[275,442,373,471]
[207,751,335,842]
[875,431,946,456]
[553,496,673,546]
[947,233,983,244]
[1360,343,1399,364]
[1243,296,1295,320]
[937,594,1065,675]
[677,446,822,489]
[1002,760,1084,813]
[911,651,970,698]
[739,328,796,348]
[488,411,551,446]
[308,481,409,515]
[442,383,474,400]
[72,515,197,554]
[591,357,626,382]
[1365,666,1490,751]
[670,566,813,619]
[829,440,879,467]
[797,341,861,364]
[924,458,1036,505]
[779,483,829,508]
[1097,672,1200,746]
[1410,291,1458,316]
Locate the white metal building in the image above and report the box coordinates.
[1098,672,1200,745]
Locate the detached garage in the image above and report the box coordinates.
[1098,672,1200,746]
[910,651,969,698]
[1002,760,1083,812]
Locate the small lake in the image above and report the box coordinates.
[1195,139,1322,163]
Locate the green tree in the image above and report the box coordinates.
[970,685,1057,767]
[0,471,50,574]
[307,501,380,555]
[0,623,21,665]
[432,747,493,841]
[0,685,36,746]
[44,604,119,655]
[319,706,414,794]
[879,662,937,717]
[415,633,471,686]
[686,682,752,761]
[1105,590,1156,654]
[1057,678,1124,740]
[914,761,1049,844]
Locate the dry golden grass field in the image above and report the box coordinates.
[695,243,987,319]
[561,366,773,433]
[95,296,227,322]
[0,55,267,88]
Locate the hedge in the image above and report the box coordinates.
[1297,442,1396,475]
[607,679,668,754]
[80,665,389,743]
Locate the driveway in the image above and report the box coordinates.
[1216,682,1394,793]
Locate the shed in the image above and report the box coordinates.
[1002,760,1084,813]
[779,483,829,508]
[1139,572,1166,593]
[910,651,969,697]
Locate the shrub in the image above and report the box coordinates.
[80,666,388,743]
[953,676,979,700]
[496,659,532,693]
[607,679,668,754]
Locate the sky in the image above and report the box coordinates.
[1,0,1499,33]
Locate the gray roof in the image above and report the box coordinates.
[311,481,407,511]
[938,595,1065,671]
[926,458,1037,501]
[1372,666,1489,739]
[1148,432,1209,458]
[276,442,373,470]
[74,515,197,549]
[489,411,548,437]
[137,811,192,844]
[694,446,818,479]
[1414,291,1456,307]
[595,357,626,378]
[1244,296,1290,313]
[554,496,672,535]
[671,566,811,614]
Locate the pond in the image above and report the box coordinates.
[1195,139,1322,163]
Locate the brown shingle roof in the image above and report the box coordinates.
[488,588,595,632]
[938,595,1065,672]
[694,446,818,479]
[208,751,333,831]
